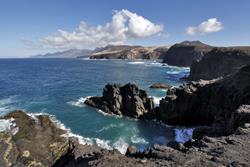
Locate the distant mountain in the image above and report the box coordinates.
[33,49,92,58]
[90,45,170,60]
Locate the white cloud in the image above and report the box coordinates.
[186,18,223,35]
[33,9,163,49]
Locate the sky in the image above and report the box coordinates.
[0,0,250,58]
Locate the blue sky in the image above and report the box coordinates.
[0,0,250,57]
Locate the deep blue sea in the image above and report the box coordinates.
[0,58,192,153]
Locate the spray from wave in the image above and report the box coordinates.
[0,95,19,116]
[67,96,92,107]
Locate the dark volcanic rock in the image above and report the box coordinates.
[158,65,250,136]
[189,48,250,80]
[124,125,250,167]
[162,41,213,67]
[150,83,172,89]
[84,83,155,118]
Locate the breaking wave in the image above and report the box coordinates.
[0,95,18,116]
[128,61,145,65]
[27,112,129,154]
[131,135,148,144]
[67,96,91,107]
[150,96,164,106]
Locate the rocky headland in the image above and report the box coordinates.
[162,41,213,67]
[188,47,250,80]
[89,45,169,60]
[158,65,250,136]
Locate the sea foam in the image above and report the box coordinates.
[131,135,148,144]
[67,96,91,107]
[0,118,19,135]
[175,128,194,143]
[29,112,129,153]
[150,96,164,106]
[128,61,145,65]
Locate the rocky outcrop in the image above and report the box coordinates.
[1,109,250,167]
[90,45,169,60]
[150,83,172,89]
[125,125,250,167]
[189,48,250,80]
[0,111,69,167]
[158,65,250,136]
[162,41,213,67]
[84,83,155,118]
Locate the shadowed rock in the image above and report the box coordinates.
[162,41,213,67]
[189,48,250,80]
[84,83,155,118]
[158,65,250,136]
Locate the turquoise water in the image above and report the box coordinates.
[0,58,191,153]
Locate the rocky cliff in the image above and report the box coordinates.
[162,41,213,67]
[188,47,250,80]
[90,45,169,60]
[84,83,155,118]
[159,65,250,136]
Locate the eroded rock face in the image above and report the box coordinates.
[0,111,69,167]
[84,83,155,118]
[125,126,250,167]
[189,48,250,80]
[162,41,213,67]
[159,65,250,135]
[90,45,169,60]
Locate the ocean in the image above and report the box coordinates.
[0,58,192,153]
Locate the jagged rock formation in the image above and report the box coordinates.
[84,83,155,118]
[125,125,250,167]
[89,45,169,60]
[162,41,213,67]
[159,65,250,136]
[0,111,69,167]
[189,48,250,80]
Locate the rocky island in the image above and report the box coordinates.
[84,83,155,118]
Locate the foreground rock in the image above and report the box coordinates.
[125,125,250,167]
[162,41,213,67]
[1,109,250,166]
[0,111,69,167]
[90,45,169,60]
[159,65,250,136]
[189,47,250,80]
[0,111,158,167]
[84,83,155,118]
[150,83,172,89]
